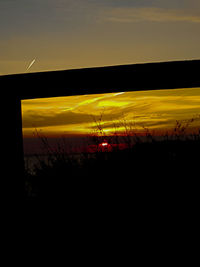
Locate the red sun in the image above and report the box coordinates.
[101,142,108,147]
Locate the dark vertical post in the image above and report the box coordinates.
[15,97,25,198]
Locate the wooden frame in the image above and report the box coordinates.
[1,59,199,198]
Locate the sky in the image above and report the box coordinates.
[1,0,200,75]
[21,87,200,139]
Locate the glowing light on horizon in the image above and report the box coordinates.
[101,142,108,147]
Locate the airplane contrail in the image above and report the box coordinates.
[27,59,36,71]
[114,92,125,96]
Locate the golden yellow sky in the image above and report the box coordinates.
[21,87,200,138]
[1,1,200,75]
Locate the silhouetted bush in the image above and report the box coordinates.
[24,118,200,199]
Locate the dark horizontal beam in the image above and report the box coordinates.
[2,59,199,198]
[1,59,200,100]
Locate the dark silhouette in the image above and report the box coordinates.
[1,59,200,201]
[24,123,200,202]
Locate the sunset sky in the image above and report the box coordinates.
[1,0,200,75]
[22,87,200,138]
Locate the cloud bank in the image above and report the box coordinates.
[22,88,200,137]
[105,7,200,23]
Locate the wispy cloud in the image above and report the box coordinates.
[104,7,200,23]
[22,88,200,137]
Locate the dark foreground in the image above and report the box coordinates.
[24,137,200,203]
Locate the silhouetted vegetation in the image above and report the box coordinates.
[24,118,200,200]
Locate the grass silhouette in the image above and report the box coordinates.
[24,117,200,199]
